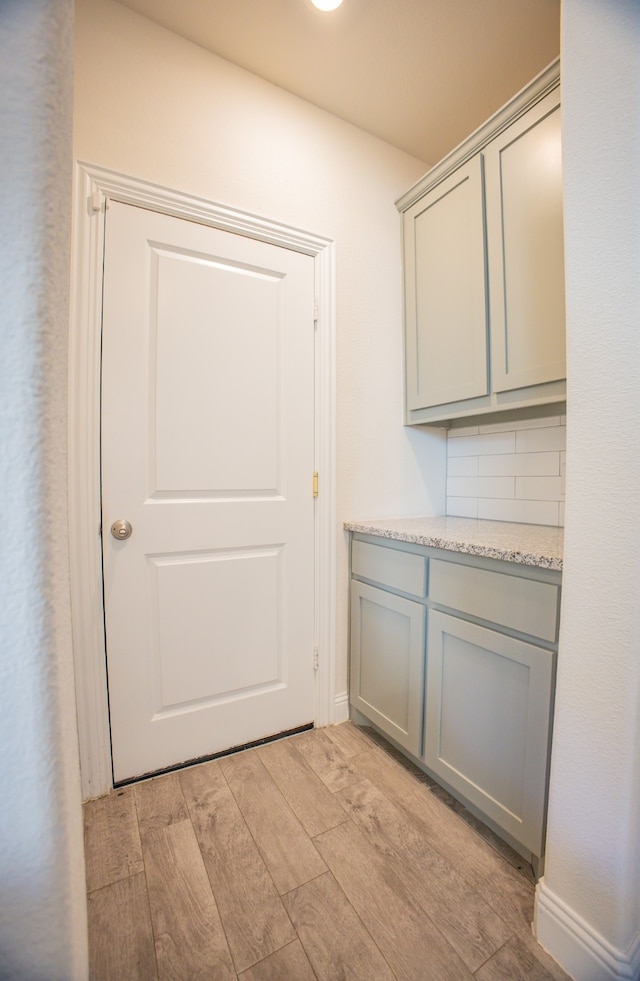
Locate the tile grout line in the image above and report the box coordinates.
[177,762,247,980]
[209,758,299,976]
[131,783,162,981]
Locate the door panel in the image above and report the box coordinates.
[152,547,281,708]
[151,245,281,493]
[485,91,565,392]
[403,156,489,410]
[425,611,554,854]
[101,201,315,782]
[349,580,425,757]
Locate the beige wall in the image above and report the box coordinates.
[3,0,638,977]
[0,0,87,976]
[73,0,447,704]
[535,1,640,977]
[73,6,640,977]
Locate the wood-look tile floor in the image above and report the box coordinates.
[84,723,571,980]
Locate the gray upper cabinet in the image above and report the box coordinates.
[485,88,565,394]
[397,61,564,427]
[403,157,489,410]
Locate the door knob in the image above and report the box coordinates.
[111,519,133,541]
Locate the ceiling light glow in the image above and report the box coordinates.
[311,0,344,10]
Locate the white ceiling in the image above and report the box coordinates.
[115,0,560,165]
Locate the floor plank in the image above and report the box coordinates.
[351,746,505,887]
[478,862,537,935]
[323,721,377,758]
[291,728,361,792]
[88,872,157,981]
[258,736,349,837]
[475,933,572,981]
[314,819,474,981]
[221,749,327,894]
[238,940,317,981]
[84,727,570,981]
[361,725,535,879]
[142,819,236,981]
[337,776,512,972]
[135,772,189,836]
[283,871,395,981]
[84,786,144,892]
[180,759,295,974]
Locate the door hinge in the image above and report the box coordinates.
[89,190,110,213]
[314,297,319,328]
[313,647,319,671]
[313,472,319,498]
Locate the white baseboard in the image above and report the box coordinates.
[333,691,349,724]
[535,879,640,981]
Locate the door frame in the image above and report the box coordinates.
[69,162,337,800]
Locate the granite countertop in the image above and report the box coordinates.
[344,515,563,571]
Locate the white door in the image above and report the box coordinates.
[101,201,316,783]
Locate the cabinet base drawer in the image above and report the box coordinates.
[352,539,426,597]
[430,558,558,642]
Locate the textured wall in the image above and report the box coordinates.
[0,0,88,977]
[73,0,447,702]
[536,0,640,976]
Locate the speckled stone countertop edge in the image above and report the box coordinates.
[344,517,563,571]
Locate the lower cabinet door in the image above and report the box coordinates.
[424,611,554,855]
[350,581,425,757]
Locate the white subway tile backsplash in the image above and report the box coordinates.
[447,497,479,518]
[515,425,566,453]
[479,498,561,526]
[446,416,566,527]
[479,451,560,477]
[516,476,565,501]
[448,431,516,457]
[447,456,479,477]
[448,476,515,499]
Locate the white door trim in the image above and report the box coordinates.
[69,161,337,799]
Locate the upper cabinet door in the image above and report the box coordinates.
[485,89,566,393]
[403,156,489,411]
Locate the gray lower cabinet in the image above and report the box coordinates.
[349,533,559,860]
[425,611,554,856]
[350,581,425,757]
